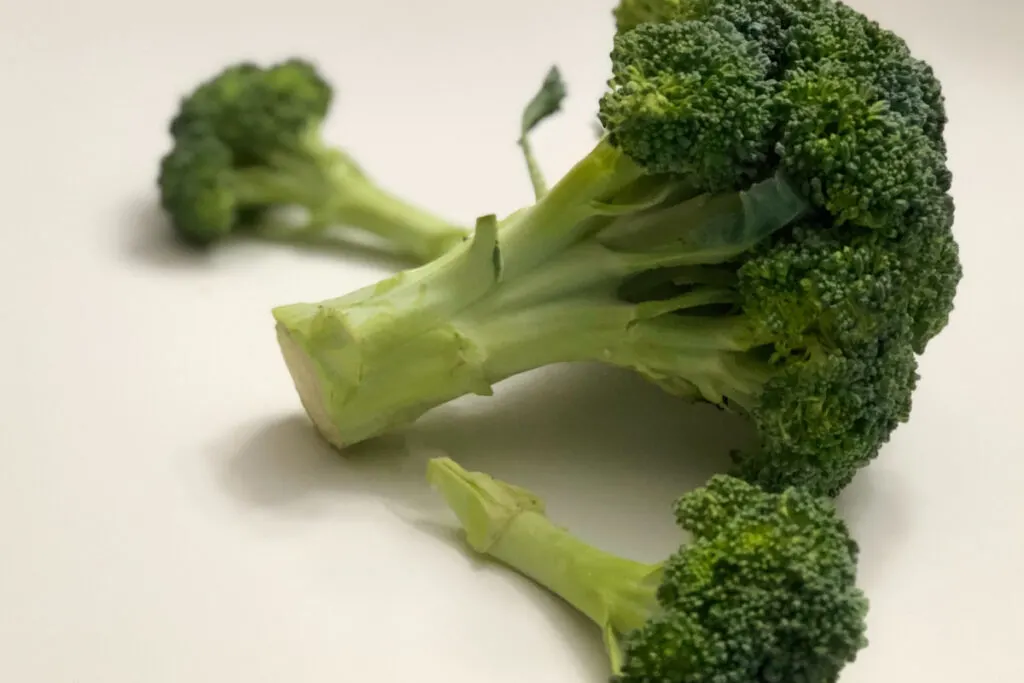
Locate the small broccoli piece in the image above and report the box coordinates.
[158,58,467,262]
[428,458,869,682]
[272,1,960,496]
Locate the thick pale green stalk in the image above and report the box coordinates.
[271,144,806,448]
[427,457,661,671]
[309,215,501,350]
[274,138,639,347]
[274,280,757,448]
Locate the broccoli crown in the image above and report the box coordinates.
[784,0,947,142]
[738,222,904,352]
[170,58,331,165]
[600,18,775,191]
[739,337,918,494]
[617,475,869,683]
[775,64,947,233]
[602,3,950,226]
[169,62,260,140]
[613,0,947,140]
[157,125,239,244]
[597,0,959,484]
[158,59,335,244]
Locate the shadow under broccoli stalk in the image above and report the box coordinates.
[428,457,870,682]
[157,58,468,263]
[272,0,961,498]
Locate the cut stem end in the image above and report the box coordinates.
[274,323,348,450]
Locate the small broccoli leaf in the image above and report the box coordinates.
[520,66,568,137]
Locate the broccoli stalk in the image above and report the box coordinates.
[427,456,659,672]
[273,3,959,497]
[427,457,869,681]
[233,133,468,262]
[273,149,806,440]
[164,123,466,262]
[158,59,468,263]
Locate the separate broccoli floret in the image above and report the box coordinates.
[272,2,960,496]
[158,58,468,262]
[428,458,869,682]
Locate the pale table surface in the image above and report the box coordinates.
[1,0,1021,680]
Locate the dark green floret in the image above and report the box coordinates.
[599,18,775,190]
[157,126,240,244]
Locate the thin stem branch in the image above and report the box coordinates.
[520,135,548,200]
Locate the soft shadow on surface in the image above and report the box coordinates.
[219,414,436,517]
[410,364,754,559]
[217,409,613,681]
[121,197,217,271]
[408,514,614,681]
[121,196,418,271]
[222,362,753,560]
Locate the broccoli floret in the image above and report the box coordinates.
[158,58,467,262]
[272,1,960,496]
[599,18,775,189]
[427,458,869,682]
[613,0,948,143]
[614,0,687,33]
[157,126,240,244]
[612,0,804,64]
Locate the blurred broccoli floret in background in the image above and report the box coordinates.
[158,58,468,263]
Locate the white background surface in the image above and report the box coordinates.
[1,0,1021,680]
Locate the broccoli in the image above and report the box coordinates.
[613,0,687,34]
[613,0,950,155]
[427,457,870,682]
[157,58,468,263]
[272,0,961,496]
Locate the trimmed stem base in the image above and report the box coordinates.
[276,323,349,449]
